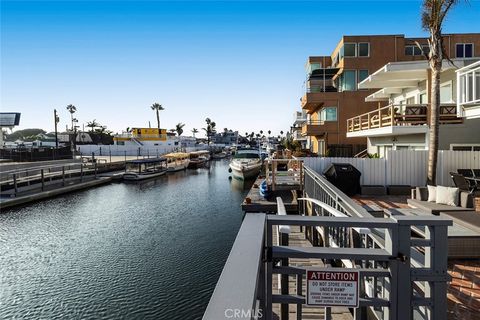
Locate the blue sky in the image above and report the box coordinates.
[1,1,479,136]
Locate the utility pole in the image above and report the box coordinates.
[54,109,59,149]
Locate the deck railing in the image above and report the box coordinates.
[346,103,461,133]
[203,165,452,320]
[265,159,304,192]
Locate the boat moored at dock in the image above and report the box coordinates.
[229,149,262,180]
[123,157,168,181]
[164,152,190,172]
[188,150,210,169]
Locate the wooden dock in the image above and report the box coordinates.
[241,177,299,213]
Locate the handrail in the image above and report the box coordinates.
[202,213,266,320]
[346,103,460,133]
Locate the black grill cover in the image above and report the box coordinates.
[323,163,361,196]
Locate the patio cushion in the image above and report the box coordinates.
[427,185,436,202]
[407,198,474,215]
[436,186,459,206]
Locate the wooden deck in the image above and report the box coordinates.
[242,177,299,213]
[272,226,353,320]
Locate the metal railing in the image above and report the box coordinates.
[203,165,452,320]
[347,103,461,133]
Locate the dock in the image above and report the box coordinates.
[241,176,299,213]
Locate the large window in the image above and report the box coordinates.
[419,92,427,104]
[358,69,369,83]
[341,70,357,91]
[405,45,429,56]
[456,43,474,58]
[358,43,370,57]
[342,43,357,58]
[319,107,337,121]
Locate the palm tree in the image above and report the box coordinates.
[268,130,271,137]
[86,119,100,132]
[202,118,216,145]
[176,123,185,136]
[192,128,199,137]
[126,127,130,133]
[280,130,284,136]
[66,104,77,131]
[150,103,164,135]
[421,0,461,185]
[169,129,176,135]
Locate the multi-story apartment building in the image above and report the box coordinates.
[300,33,480,156]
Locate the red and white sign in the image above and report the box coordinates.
[306,269,359,307]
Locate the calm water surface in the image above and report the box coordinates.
[0,160,253,319]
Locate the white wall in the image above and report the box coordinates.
[300,150,480,187]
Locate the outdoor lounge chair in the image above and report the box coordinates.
[457,169,477,189]
[451,172,477,192]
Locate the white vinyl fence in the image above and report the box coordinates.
[299,150,480,187]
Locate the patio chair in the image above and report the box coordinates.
[473,169,480,178]
[450,172,476,192]
[457,169,476,189]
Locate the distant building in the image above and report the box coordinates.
[211,130,238,145]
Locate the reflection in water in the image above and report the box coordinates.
[230,176,256,191]
[0,161,248,320]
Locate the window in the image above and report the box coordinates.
[406,97,415,105]
[440,82,453,103]
[342,43,357,58]
[320,107,337,121]
[451,145,480,151]
[340,70,357,91]
[405,45,424,56]
[358,69,369,83]
[358,43,370,57]
[456,43,474,58]
[116,141,125,145]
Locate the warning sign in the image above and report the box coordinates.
[306,269,359,307]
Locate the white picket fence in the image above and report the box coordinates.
[299,150,480,187]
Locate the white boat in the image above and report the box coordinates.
[123,157,168,181]
[165,152,190,172]
[229,149,262,180]
[212,151,228,159]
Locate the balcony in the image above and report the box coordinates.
[301,120,338,137]
[346,103,462,137]
[457,60,480,119]
[293,111,307,126]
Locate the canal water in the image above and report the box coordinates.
[0,160,253,319]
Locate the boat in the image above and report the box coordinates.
[123,157,168,181]
[188,150,210,169]
[212,151,227,159]
[228,149,262,180]
[164,152,190,172]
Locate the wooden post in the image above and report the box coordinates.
[80,164,83,182]
[368,112,371,129]
[378,108,382,127]
[41,169,45,191]
[109,150,112,163]
[62,166,65,186]
[94,162,98,179]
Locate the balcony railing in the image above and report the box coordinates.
[306,85,338,93]
[347,103,461,133]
